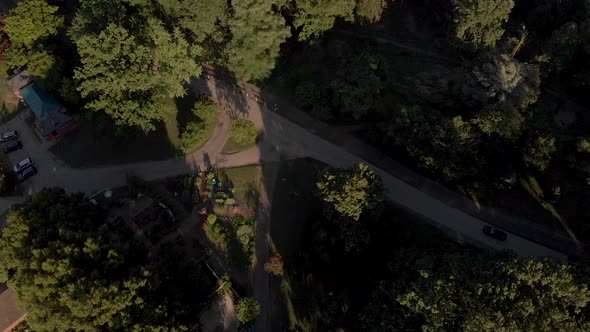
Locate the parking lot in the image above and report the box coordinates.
[0,110,64,195]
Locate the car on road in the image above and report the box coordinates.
[16,165,36,182]
[0,130,18,142]
[13,157,32,172]
[3,140,22,153]
[482,225,508,241]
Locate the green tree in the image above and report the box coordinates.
[361,251,590,332]
[74,22,200,131]
[293,0,356,41]
[523,135,557,171]
[0,189,151,331]
[225,0,291,82]
[451,0,515,49]
[236,297,261,323]
[356,0,385,23]
[228,119,258,147]
[330,56,383,119]
[316,163,384,221]
[386,107,481,181]
[3,0,63,48]
[178,0,229,43]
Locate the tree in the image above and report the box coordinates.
[178,0,229,43]
[316,163,384,221]
[225,0,291,82]
[3,0,63,48]
[264,254,284,276]
[451,0,515,49]
[356,0,385,24]
[293,0,356,41]
[236,297,261,323]
[330,56,383,119]
[361,251,590,332]
[0,188,210,331]
[386,107,481,181]
[0,189,151,331]
[74,21,200,131]
[523,135,557,171]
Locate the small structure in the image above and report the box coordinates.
[0,284,26,332]
[5,70,35,98]
[20,83,76,140]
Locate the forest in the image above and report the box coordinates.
[2,0,590,331]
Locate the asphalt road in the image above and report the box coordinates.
[0,77,568,260]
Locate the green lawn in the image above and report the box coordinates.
[217,165,261,209]
[50,111,180,167]
[222,118,258,153]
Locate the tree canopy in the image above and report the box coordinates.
[361,250,590,332]
[294,0,356,41]
[0,188,210,331]
[451,0,515,49]
[316,163,384,221]
[3,0,63,48]
[225,0,291,82]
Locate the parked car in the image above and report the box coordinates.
[482,225,508,241]
[3,140,22,153]
[1,130,18,142]
[13,157,32,172]
[16,165,36,182]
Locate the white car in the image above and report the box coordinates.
[13,157,32,172]
[1,130,18,142]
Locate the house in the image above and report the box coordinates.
[0,285,26,332]
[5,70,35,98]
[20,83,76,140]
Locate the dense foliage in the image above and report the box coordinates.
[360,250,590,331]
[0,188,211,331]
[179,100,218,153]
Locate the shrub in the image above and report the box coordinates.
[179,101,218,154]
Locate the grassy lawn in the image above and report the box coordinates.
[50,93,220,167]
[268,158,454,331]
[0,82,21,123]
[222,118,258,153]
[50,112,180,167]
[217,165,261,210]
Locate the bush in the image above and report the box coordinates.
[224,119,258,153]
[236,297,261,323]
[179,101,218,154]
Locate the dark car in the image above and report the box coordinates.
[0,130,18,142]
[483,225,508,241]
[3,140,22,153]
[16,165,36,182]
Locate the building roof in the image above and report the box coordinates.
[21,83,63,119]
[0,285,26,332]
[5,70,35,94]
[38,111,74,136]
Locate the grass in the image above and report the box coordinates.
[222,118,258,153]
[218,165,261,210]
[50,112,179,167]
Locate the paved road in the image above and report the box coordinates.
[0,74,568,332]
[0,76,567,260]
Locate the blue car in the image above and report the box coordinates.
[483,225,508,241]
